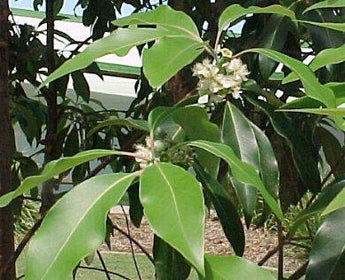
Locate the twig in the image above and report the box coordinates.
[277,221,284,280]
[0,217,43,276]
[258,245,280,266]
[97,250,111,280]
[77,265,131,280]
[108,217,154,264]
[121,204,142,280]
[288,262,308,280]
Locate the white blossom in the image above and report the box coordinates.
[193,56,249,102]
[133,137,155,169]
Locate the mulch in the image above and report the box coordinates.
[104,213,307,273]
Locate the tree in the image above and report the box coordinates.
[2,1,345,279]
[0,1,16,279]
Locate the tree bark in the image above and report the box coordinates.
[41,0,58,212]
[0,1,16,279]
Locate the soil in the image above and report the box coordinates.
[104,212,307,273]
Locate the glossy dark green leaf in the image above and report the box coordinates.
[153,235,191,280]
[0,150,129,208]
[194,164,245,256]
[188,141,283,220]
[71,71,90,103]
[222,102,259,224]
[26,173,137,280]
[306,208,345,280]
[140,163,205,275]
[87,118,149,138]
[288,180,345,237]
[258,15,290,80]
[248,98,321,193]
[201,255,275,280]
[128,183,144,228]
[63,126,79,157]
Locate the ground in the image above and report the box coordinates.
[106,212,306,274]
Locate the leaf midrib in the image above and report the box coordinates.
[40,173,135,279]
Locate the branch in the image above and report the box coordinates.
[0,217,43,276]
[107,216,154,264]
[96,250,111,280]
[288,262,308,280]
[121,205,142,280]
[77,265,131,280]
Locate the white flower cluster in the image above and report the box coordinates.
[192,55,249,102]
[133,137,166,169]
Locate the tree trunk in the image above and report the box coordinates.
[41,0,59,213]
[0,1,16,279]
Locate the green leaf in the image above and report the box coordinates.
[283,44,345,84]
[222,102,259,224]
[71,71,90,102]
[113,5,200,37]
[278,108,345,117]
[306,208,345,280]
[87,118,149,138]
[188,141,283,220]
[63,126,79,157]
[173,106,220,178]
[218,4,295,31]
[140,163,205,275]
[258,15,290,80]
[288,180,345,237]
[153,235,191,280]
[322,188,345,216]
[248,98,322,193]
[194,164,245,256]
[143,36,204,88]
[0,150,128,208]
[304,0,345,13]
[40,28,168,87]
[113,5,205,88]
[148,107,177,135]
[298,20,345,32]
[243,48,336,108]
[222,102,279,224]
[201,255,275,280]
[25,173,137,280]
[326,82,345,106]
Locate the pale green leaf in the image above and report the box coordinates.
[283,44,345,84]
[201,255,275,280]
[140,163,205,275]
[304,0,345,13]
[297,20,345,32]
[322,188,345,216]
[40,28,168,87]
[188,141,283,220]
[26,173,137,280]
[143,36,204,88]
[0,149,123,208]
[243,48,336,108]
[113,5,200,37]
[218,4,295,31]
